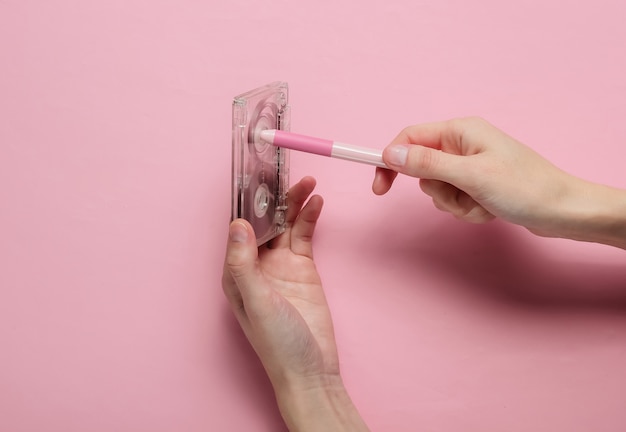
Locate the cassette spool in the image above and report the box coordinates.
[232,82,290,245]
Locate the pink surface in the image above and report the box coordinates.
[2,1,626,431]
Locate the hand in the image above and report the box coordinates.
[372,117,576,231]
[223,176,369,431]
[372,117,626,248]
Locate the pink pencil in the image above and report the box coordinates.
[259,130,387,168]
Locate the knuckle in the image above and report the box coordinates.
[408,146,438,175]
[449,116,489,138]
[225,253,249,278]
[399,125,414,139]
[458,116,487,127]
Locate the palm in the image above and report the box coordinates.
[223,176,339,382]
[258,242,339,376]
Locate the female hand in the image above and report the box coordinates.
[222,176,369,431]
[372,117,626,244]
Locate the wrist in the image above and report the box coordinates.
[537,178,626,249]
[273,373,369,432]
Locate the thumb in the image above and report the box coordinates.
[383,143,466,185]
[224,219,261,298]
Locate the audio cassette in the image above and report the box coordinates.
[231,81,291,246]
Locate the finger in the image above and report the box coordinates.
[290,194,324,258]
[271,176,317,250]
[384,119,490,186]
[222,219,265,308]
[284,176,317,225]
[419,178,452,198]
[383,142,467,186]
[421,180,494,223]
[391,118,489,153]
[389,121,450,150]
[455,192,495,224]
[375,122,451,193]
[419,179,460,213]
[372,167,398,195]
[432,197,452,214]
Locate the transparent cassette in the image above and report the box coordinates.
[232,81,290,245]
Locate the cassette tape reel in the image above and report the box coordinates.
[232,82,290,245]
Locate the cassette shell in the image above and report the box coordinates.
[232,82,290,246]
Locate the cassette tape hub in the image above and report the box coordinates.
[232,82,291,245]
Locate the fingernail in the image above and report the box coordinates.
[229,221,248,243]
[387,145,409,166]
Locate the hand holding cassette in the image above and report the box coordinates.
[223,176,368,430]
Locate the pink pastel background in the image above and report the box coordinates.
[2,1,626,431]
